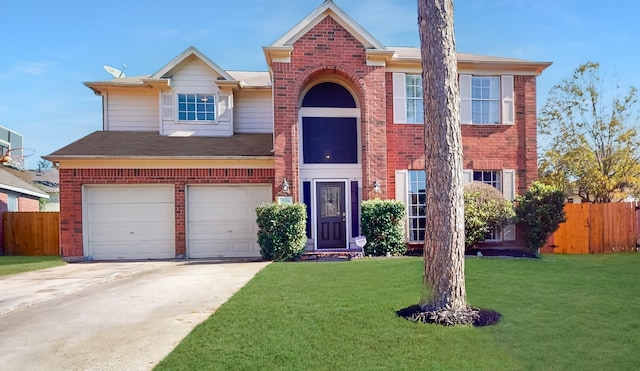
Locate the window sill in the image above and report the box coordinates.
[176,120,219,125]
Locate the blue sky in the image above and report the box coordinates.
[1,0,638,168]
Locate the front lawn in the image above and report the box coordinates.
[157,254,640,371]
[0,256,65,276]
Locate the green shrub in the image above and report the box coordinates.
[515,181,566,254]
[360,199,406,256]
[463,182,516,249]
[256,203,307,261]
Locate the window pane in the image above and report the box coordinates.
[408,170,427,242]
[177,93,216,121]
[406,74,424,123]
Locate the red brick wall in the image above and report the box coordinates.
[271,16,388,200]
[58,168,275,260]
[18,197,40,212]
[386,73,538,195]
[385,73,539,249]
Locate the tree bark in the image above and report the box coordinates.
[417,0,467,312]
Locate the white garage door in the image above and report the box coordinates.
[187,185,272,258]
[84,185,175,260]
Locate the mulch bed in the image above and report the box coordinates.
[407,248,538,259]
[397,304,502,327]
[465,248,538,258]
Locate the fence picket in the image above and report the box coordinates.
[3,212,60,256]
[546,203,638,254]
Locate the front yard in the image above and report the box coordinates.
[0,256,65,276]
[157,254,640,370]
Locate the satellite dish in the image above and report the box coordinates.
[102,64,127,79]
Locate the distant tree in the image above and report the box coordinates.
[38,159,52,171]
[538,62,640,203]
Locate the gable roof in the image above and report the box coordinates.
[270,0,385,50]
[46,131,274,159]
[150,46,236,81]
[0,168,49,199]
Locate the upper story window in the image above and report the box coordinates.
[394,73,514,125]
[460,74,514,125]
[392,73,424,124]
[406,74,424,123]
[471,77,500,124]
[177,94,216,121]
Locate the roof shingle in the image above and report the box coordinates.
[46,131,274,158]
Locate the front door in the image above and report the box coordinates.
[316,182,346,249]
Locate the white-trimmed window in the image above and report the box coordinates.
[408,170,426,242]
[406,74,424,123]
[471,77,500,124]
[473,170,502,191]
[463,169,516,242]
[473,170,502,240]
[393,73,424,124]
[459,75,514,125]
[177,93,216,121]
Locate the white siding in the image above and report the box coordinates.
[161,58,233,137]
[105,89,159,131]
[234,90,273,133]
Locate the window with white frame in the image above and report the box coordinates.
[473,170,502,191]
[177,93,216,121]
[408,170,426,242]
[473,170,502,240]
[460,74,514,125]
[471,76,501,124]
[406,74,424,124]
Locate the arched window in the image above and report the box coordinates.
[301,82,356,108]
[301,82,358,164]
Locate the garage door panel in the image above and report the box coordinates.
[87,187,173,205]
[89,240,174,260]
[88,222,174,241]
[88,203,174,223]
[187,185,271,258]
[85,185,175,260]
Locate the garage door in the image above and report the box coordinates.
[84,185,175,260]
[187,185,271,258]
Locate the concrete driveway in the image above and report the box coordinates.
[0,259,270,371]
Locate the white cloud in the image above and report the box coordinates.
[16,62,50,76]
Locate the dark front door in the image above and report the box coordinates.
[316,182,346,249]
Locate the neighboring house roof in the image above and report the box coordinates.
[3,167,59,194]
[0,168,49,199]
[46,131,274,159]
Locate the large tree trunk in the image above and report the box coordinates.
[417,0,467,312]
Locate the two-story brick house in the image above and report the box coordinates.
[47,0,550,261]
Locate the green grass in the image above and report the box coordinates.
[0,256,65,276]
[157,254,640,371]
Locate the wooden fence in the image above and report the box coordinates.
[542,203,638,254]
[3,212,60,256]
